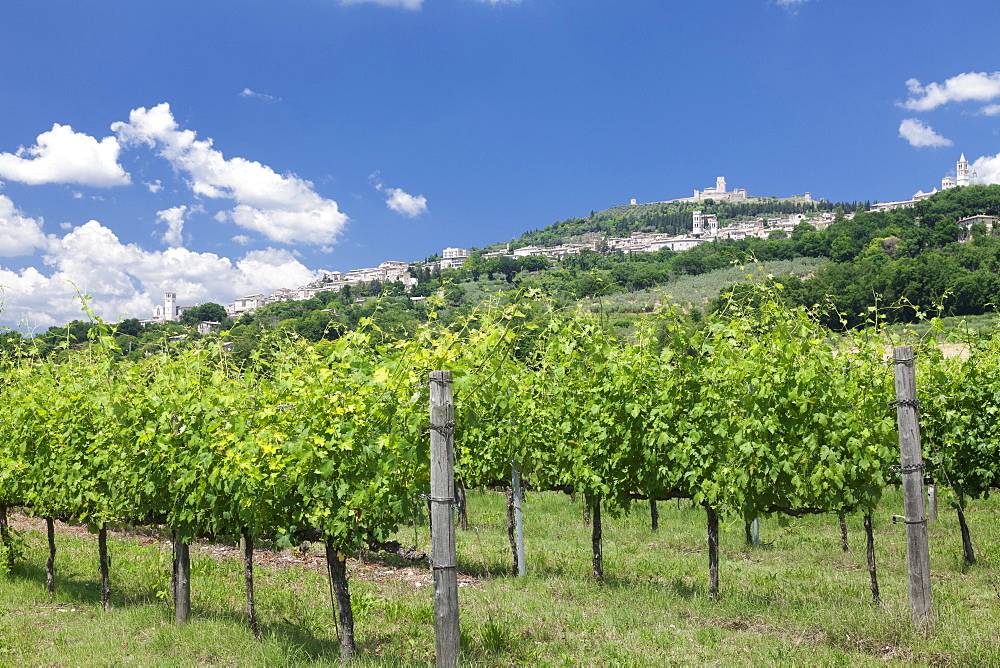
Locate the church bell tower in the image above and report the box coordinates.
[957,153,970,187]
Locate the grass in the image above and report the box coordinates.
[3,488,1000,665]
[882,312,1000,343]
[580,257,828,316]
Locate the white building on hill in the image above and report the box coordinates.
[887,154,985,211]
[441,247,470,269]
[152,291,197,322]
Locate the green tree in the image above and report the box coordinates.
[180,303,227,325]
[518,255,551,273]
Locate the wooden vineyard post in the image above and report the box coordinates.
[512,462,526,576]
[429,371,460,668]
[893,345,934,625]
[591,496,603,581]
[174,535,191,624]
[505,487,518,574]
[45,517,56,596]
[99,523,110,611]
[506,388,525,575]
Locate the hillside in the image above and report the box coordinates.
[500,196,860,250]
[17,184,1000,362]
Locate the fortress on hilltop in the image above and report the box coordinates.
[686,176,748,203]
[659,176,814,205]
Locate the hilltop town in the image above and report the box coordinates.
[150,155,989,325]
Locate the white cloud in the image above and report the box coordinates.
[113,103,348,245]
[901,72,1000,112]
[384,188,428,217]
[232,235,250,245]
[340,0,423,8]
[981,104,1000,116]
[370,171,429,217]
[155,205,196,247]
[969,155,1000,185]
[775,0,809,6]
[145,179,163,193]
[476,0,522,4]
[0,217,321,329]
[0,124,130,187]
[0,195,50,257]
[240,88,281,102]
[898,119,953,148]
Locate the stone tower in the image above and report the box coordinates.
[164,292,177,321]
[957,153,970,187]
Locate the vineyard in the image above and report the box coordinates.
[2,287,1000,663]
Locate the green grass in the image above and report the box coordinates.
[580,258,828,316]
[882,312,1000,344]
[3,488,1000,665]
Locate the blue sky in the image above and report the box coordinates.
[1,0,999,329]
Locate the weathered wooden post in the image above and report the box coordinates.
[174,535,191,624]
[512,462,526,576]
[45,517,56,596]
[99,523,111,611]
[507,388,526,576]
[430,371,459,667]
[893,345,933,625]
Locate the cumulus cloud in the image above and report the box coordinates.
[155,205,198,247]
[240,88,280,102]
[981,104,1000,116]
[0,217,322,329]
[898,119,953,148]
[0,195,50,257]
[340,0,423,8]
[969,155,1000,186]
[775,0,809,6]
[112,103,348,245]
[384,188,428,217]
[370,171,428,218]
[145,179,163,193]
[901,72,1000,112]
[0,124,130,187]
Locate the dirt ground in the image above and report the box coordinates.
[8,513,480,589]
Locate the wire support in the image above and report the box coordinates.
[425,421,455,438]
[889,462,926,475]
[218,403,296,414]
